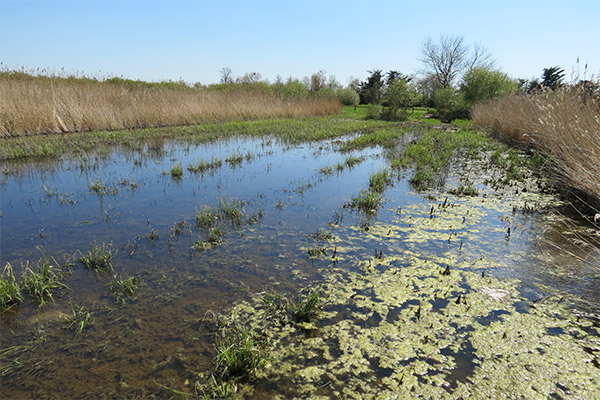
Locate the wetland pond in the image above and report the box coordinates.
[1,128,600,398]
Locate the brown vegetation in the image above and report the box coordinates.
[0,72,341,137]
[472,88,600,203]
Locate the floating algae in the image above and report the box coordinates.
[225,252,600,399]
[217,154,599,399]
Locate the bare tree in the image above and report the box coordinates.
[466,43,495,71]
[420,35,495,89]
[220,67,233,84]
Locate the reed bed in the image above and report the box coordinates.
[472,89,600,203]
[0,73,340,137]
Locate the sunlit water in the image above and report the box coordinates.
[1,134,598,398]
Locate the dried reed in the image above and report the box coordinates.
[0,72,340,137]
[472,89,600,203]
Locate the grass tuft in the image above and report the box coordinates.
[78,243,114,273]
[21,258,64,305]
[0,263,23,312]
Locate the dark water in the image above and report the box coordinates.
[1,134,599,398]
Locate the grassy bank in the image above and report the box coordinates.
[0,116,401,161]
[472,90,600,204]
[0,71,340,137]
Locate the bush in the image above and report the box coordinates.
[337,88,359,106]
[365,104,381,120]
[461,67,516,108]
[432,87,468,122]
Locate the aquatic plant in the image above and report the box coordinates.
[78,243,114,273]
[21,258,64,305]
[346,190,382,214]
[318,165,334,176]
[448,185,479,197]
[368,169,392,193]
[170,163,184,179]
[225,153,244,168]
[218,197,244,224]
[0,263,23,312]
[344,154,364,169]
[108,274,140,303]
[61,300,94,338]
[289,289,322,323]
[214,325,265,380]
[89,178,117,196]
[188,156,223,174]
[195,206,218,229]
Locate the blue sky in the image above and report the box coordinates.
[1,0,599,85]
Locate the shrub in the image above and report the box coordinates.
[337,88,359,106]
[432,87,468,122]
[461,67,516,108]
[365,104,381,120]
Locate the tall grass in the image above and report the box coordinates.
[0,70,341,137]
[472,89,600,202]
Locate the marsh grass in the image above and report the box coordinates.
[369,169,392,194]
[392,129,492,190]
[195,206,218,229]
[225,153,244,168]
[346,190,382,214]
[109,274,140,303]
[473,89,600,203]
[21,257,65,305]
[188,156,223,174]
[170,163,184,179]
[89,178,117,196]
[0,263,23,312]
[214,325,265,380]
[0,70,341,137]
[289,289,322,323]
[218,197,245,225]
[61,300,94,337]
[78,243,114,273]
[0,116,395,162]
[261,288,323,324]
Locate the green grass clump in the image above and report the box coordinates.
[21,258,64,305]
[319,165,335,176]
[0,263,23,312]
[261,287,323,324]
[188,156,223,174]
[89,178,117,196]
[214,326,265,380]
[195,205,218,228]
[218,197,244,224]
[369,169,392,193]
[346,190,382,214]
[78,243,114,273]
[225,153,244,168]
[170,163,184,179]
[290,289,321,323]
[393,129,492,190]
[61,300,94,338]
[109,274,140,303]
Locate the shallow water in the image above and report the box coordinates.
[1,133,599,398]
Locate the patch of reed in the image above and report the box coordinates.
[473,89,600,202]
[0,71,341,137]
